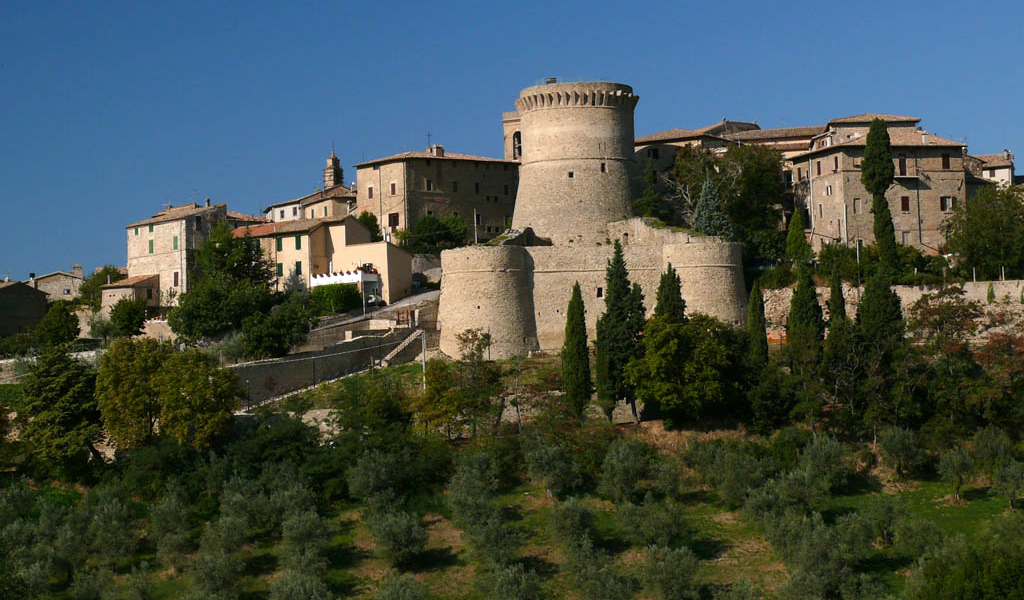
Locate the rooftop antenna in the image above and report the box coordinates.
[426,132,432,149]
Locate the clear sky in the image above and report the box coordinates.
[2,0,1020,279]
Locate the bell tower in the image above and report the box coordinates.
[324,150,344,189]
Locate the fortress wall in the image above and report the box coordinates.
[607,218,701,247]
[438,246,536,358]
[664,240,748,327]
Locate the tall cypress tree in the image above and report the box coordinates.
[561,282,591,423]
[787,264,825,372]
[595,241,645,420]
[827,265,847,324]
[693,178,735,239]
[822,265,857,412]
[861,119,899,279]
[785,210,813,262]
[747,282,769,367]
[654,264,687,324]
[855,270,904,348]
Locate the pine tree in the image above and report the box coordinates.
[747,282,768,367]
[785,210,813,262]
[561,282,591,423]
[692,178,735,239]
[653,264,686,324]
[595,241,645,421]
[861,119,899,278]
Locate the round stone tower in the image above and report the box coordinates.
[511,81,639,245]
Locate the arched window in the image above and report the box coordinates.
[512,131,522,160]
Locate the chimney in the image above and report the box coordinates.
[1005,149,1012,160]
[205,198,211,207]
[431,144,444,157]
[29,273,36,287]
[545,77,557,84]
[72,264,83,279]
[921,133,929,144]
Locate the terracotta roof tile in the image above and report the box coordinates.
[232,215,358,238]
[264,184,353,212]
[725,125,826,141]
[227,211,268,223]
[355,151,515,168]
[126,203,226,228]
[790,130,962,160]
[100,274,158,288]
[828,113,920,125]
[977,153,1014,168]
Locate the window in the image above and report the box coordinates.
[475,213,482,225]
[819,204,823,218]
[898,155,907,176]
[294,235,302,250]
[147,288,153,300]
[426,179,434,191]
[475,182,480,193]
[941,196,956,211]
[989,168,996,178]
[148,224,153,232]
[276,263,283,277]
[134,227,139,236]
[853,158,861,168]
[172,235,178,250]
[853,198,861,214]
[816,161,821,176]
[825,185,833,196]
[322,207,327,216]
[647,148,660,160]
[194,216,201,227]
[292,207,298,216]
[856,239,864,251]
[427,210,433,216]
[568,171,574,178]
[63,288,71,295]
[600,163,606,173]
[294,261,302,275]
[833,156,839,172]
[452,181,458,192]
[390,182,396,195]
[797,167,802,180]
[503,184,509,195]
[388,213,399,230]
[368,186,373,199]
[148,239,153,254]
[512,131,522,159]
[309,210,314,218]
[901,231,910,245]
[942,154,951,170]
[279,210,285,219]
[901,196,910,212]
[597,287,603,298]
[276,238,283,252]
[173,272,179,287]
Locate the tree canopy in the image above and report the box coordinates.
[595,241,645,419]
[35,301,80,347]
[561,283,591,423]
[861,119,899,276]
[155,349,242,449]
[942,185,1024,280]
[95,337,173,449]
[77,265,126,312]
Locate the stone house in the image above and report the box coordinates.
[975,151,1015,187]
[263,152,357,223]
[98,274,161,316]
[233,215,412,305]
[788,114,967,254]
[0,280,49,338]
[27,264,84,301]
[354,145,519,241]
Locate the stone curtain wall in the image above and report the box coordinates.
[229,329,409,405]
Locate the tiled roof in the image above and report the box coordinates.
[790,130,962,160]
[126,203,225,228]
[725,125,826,141]
[828,113,920,125]
[232,215,359,238]
[0,281,47,294]
[100,274,158,289]
[635,128,731,144]
[355,151,515,168]
[227,211,268,223]
[977,153,1014,168]
[31,270,81,282]
[264,184,353,212]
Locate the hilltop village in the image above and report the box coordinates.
[7,79,1024,599]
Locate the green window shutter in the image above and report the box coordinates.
[148,240,153,254]
[148,224,153,232]
[134,227,139,236]
[276,263,283,277]
[295,261,302,275]
[172,235,178,250]
[276,237,282,252]
[295,235,301,250]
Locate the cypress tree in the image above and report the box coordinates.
[595,241,645,420]
[861,119,899,278]
[747,282,769,367]
[653,264,687,324]
[822,265,856,403]
[787,264,824,370]
[785,210,813,262]
[634,160,663,219]
[827,264,847,324]
[692,178,735,239]
[855,270,904,348]
[561,282,592,423]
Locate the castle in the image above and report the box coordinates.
[438,80,748,359]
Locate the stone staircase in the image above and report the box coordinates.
[379,329,424,367]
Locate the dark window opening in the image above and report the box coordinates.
[512,131,522,159]
[899,155,907,176]
[901,196,911,212]
[942,154,951,170]
[597,287,603,298]
[568,171,574,178]
[600,162,606,173]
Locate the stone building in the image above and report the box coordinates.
[0,280,49,338]
[975,151,1015,186]
[263,152,357,223]
[99,274,161,315]
[27,264,84,301]
[629,119,759,175]
[788,114,968,253]
[439,80,747,359]
[353,145,519,241]
[233,215,413,305]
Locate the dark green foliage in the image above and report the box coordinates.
[268,570,333,600]
[642,545,700,600]
[487,563,547,600]
[693,178,734,239]
[191,516,246,599]
[155,349,241,449]
[942,185,1024,280]
[375,571,428,600]
[149,486,194,569]
[892,517,944,557]
[310,282,361,315]
[598,437,657,503]
[549,498,595,542]
[768,426,813,472]
[878,426,922,477]
[168,275,276,342]
[938,445,974,500]
[862,494,911,546]
[280,509,332,575]
[634,159,667,220]
[746,282,768,367]
[784,210,812,262]
[447,452,521,566]
[988,282,996,304]
[35,300,80,347]
[561,282,592,422]
[595,241,645,418]
[566,535,637,600]
[77,265,126,311]
[973,426,1014,478]
[240,292,317,358]
[860,119,899,276]
[95,337,172,450]
[396,214,468,254]
[617,497,687,548]
[21,345,101,469]
[799,435,848,493]
[786,264,824,351]
[991,461,1024,509]
[855,270,904,359]
[358,211,384,242]
[109,296,147,338]
[197,221,275,284]
[905,536,1024,600]
[756,264,796,289]
[654,264,687,324]
[522,431,581,498]
[365,509,427,566]
[219,469,316,537]
[870,192,898,279]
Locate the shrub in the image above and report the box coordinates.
[268,570,333,600]
[864,495,911,546]
[598,437,658,503]
[487,563,546,600]
[642,545,700,600]
[617,497,688,548]
[972,426,1014,478]
[938,446,974,501]
[893,518,944,557]
[878,426,923,478]
[991,460,1024,509]
[799,435,848,493]
[280,509,332,575]
[310,283,361,316]
[711,580,763,600]
[549,497,594,544]
[365,509,426,566]
[374,570,428,600]
[347,450,402,506]
[758,264,796,289]
[191,517,246,599]
[768,426,813,472]
[522,432,580,498]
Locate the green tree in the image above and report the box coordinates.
[196,221,275,284]
[861,119,898,276]
[310,283,361,315]
[168,276,275,341]
[109,296,147,338]
[988,282,996,304]
[35,300,80,347]
[357,211,384,242]
[938,446,974,501]
[785,210,812,262]
[240,293,317,359]
[821,265,860,418]
[155,349,242,449]
[77,265,126,312]
[20,345,102,467]
[878,426,922,478]
[654,264,686,324]
[561,282,592,424]
[991,461,1024,509]
[95,338,172,449]
[595,241,645,420]
[786,264,824,368]
[667,144,719,226]
[942,185,1024,280]
[395,214,468,254]
[87,314,116,346]
[747,282,768,368]
[692,178,734,239]
[634,159,665,219]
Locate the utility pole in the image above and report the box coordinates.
[421,330,427,391]
[473,208,478,244]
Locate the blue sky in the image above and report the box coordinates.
[2,0,1020,279]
